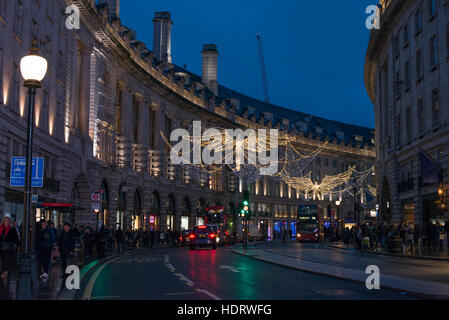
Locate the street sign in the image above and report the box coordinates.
[31,194,39,204]
[91,193,101,202]
[10,157,44,188]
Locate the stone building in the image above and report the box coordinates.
[0,0,375,236]
[365,0,449,226]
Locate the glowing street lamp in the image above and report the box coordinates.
[16,39,47,300]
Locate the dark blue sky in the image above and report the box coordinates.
[120,0,375,128]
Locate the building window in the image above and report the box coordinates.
[430,36,438,67]
[0,0,7,19]
[416,49,423,79]
[403,23,409,45]
[418,98,424,135]
[42,91,49,132]
[57,51,64,81]
[394,70,401,98]
[415,8,422,32]
[396,113,401,147]
[428,0,436,18]
[13,0,23,39]
[446,23,449,56]
[11,64,20,113]
[404,60,410,90]
[393,36,400,58]
[406,106,412,141]
[432,87,440,128]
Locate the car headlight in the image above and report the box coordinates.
[297,233,301,238]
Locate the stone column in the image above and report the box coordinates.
[135,97,149,173]
[150,107,163,177]
[117,87,132,168]
[78,46,91,137]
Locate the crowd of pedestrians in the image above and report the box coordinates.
[325,219,449,255]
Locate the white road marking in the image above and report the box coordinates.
[196,289,222,300]
[174,273,194,285]
[219,265,240,272]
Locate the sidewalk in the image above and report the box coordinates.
[0,246,125,300]
[232,245,449,299]
[327,242,449,261]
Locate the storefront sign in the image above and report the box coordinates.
[149,215,155,224]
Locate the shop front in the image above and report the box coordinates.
[148,191,161,231]
[36,203,84,229]
[401,199,415,223]
[4,189,24,223]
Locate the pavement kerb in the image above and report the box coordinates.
[327,244,449,262]
[58,249,145,300]
[231,249,448,300]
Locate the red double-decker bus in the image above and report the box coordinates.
[296,204,321,242]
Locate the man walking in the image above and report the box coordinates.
[114,228,124,253]
[445,220,449,253]
[58,223,76,276]
[35,220,55,280]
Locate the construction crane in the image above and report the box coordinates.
[257,33,270,103]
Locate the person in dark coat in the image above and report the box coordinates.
[97,225,108,258]
[149,229,155,248]
[426,221,436,252]
[35,220,56,280]
[445,220,449,253]
[58,223,76,274]
[114,228,124,253]
[0,215,20,280]
[83,227,94,258]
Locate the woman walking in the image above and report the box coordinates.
[0,214,20,281]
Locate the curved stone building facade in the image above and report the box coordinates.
[0,0,375,235]
[365,0,449,226]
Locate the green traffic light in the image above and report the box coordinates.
[243,200,249,206]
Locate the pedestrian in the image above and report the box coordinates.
[149,229,155,248]
[58,223,76,276]
[444,220,449,253]
[160,230,166,245]
[97,225,107,257]
[435,220,444,250]
[404,221,414,255]
[426,221,436,252]
[83,227,94,258]
[35,220,56,280]
[114,228,124,253]
[413,223,421,255]
[281,228,288,246]
[0,215,20,281]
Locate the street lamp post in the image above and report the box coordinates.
[16,40,47,300]
[335,200,341,221]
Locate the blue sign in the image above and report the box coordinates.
[10,157,44,188]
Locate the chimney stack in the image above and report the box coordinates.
[98,0,120,20]
[153,12,173,64]
[202,44,219,96]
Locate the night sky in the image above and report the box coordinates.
[120,0,376,128]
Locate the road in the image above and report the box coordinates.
[75,244,417,300]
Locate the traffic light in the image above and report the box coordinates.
[241,190,250,218]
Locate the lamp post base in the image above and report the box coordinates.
[16,255,33,300]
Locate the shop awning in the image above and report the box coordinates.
[37,203,85,210]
